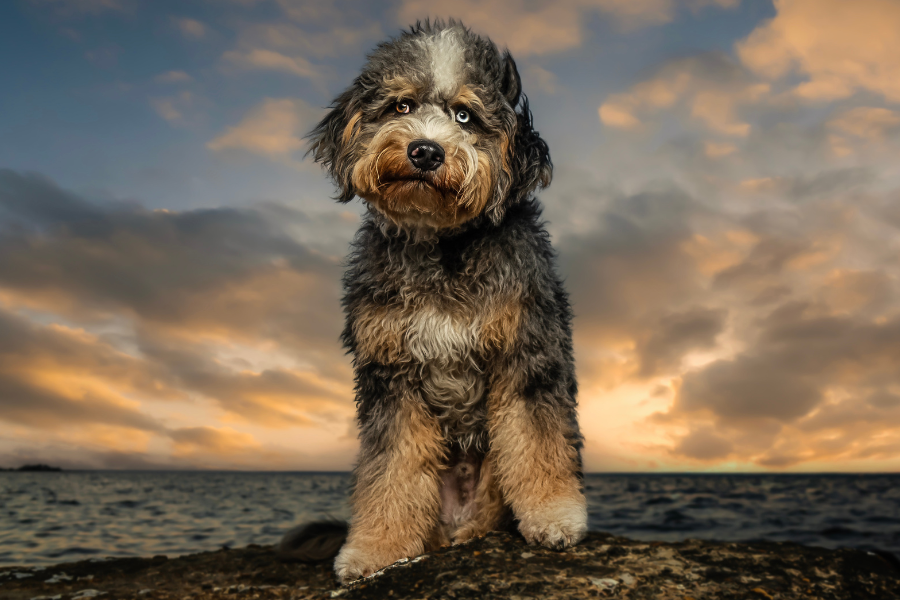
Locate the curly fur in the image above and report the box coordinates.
[280,19,586,584]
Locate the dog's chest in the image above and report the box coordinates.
[352,236,522,448]
[399,302,488,449]
[370,246,493,448]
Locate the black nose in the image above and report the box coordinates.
[407,140,445,171]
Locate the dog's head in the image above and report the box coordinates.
[308,20,552,230]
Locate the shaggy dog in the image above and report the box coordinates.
[280,20,587,584]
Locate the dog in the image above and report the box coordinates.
[279,19,587,584]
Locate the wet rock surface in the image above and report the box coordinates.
[2,532,898,599]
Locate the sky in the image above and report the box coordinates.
[1,0,900,472]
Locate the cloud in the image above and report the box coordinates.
[828,107,900,140]
[0,170,352,442]
[398,0,740,56]
[207,98,318,160]
[737,0,900,102]
[543,81,900,468]
[636,307,726,378]
[826,107,900,155]
[173,17,207,39]
[0,308,172,433]
[542,177,717,390]
[661,305,900,467]
[231,21,383,61]
[222,48,320,79]
[155,70,193,84]
[599,53,769,136]
[170,426,261,456]
[399,0,626,57]
[150,92,195,123]
[703,141,738,159]
[522,65,559,95]
[219,18,381,84]
[673,425,734,460]
[136,335,347,427]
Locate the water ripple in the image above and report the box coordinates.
[1,472,898,567]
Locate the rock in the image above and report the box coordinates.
[0,533,897,599]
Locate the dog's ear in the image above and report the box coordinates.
[508,95,552,203]
[307,86,362,203]
[500,51,521,108]
[487,54,552,224]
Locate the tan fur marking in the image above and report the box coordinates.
[451,85,485,111]
[337,397,445,581]
[487,372,586,546]
[499,130,512,183]
[384,76,421,102]
[342,111,363,145]
[353,304,409,363]
[481,299,521,353]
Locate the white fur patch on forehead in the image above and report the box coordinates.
[423,28,465,98]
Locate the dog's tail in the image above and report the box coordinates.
[276,520,348,563]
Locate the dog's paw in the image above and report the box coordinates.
[334,539,422,585]
[334,545,381,584]
[518,496,588,550]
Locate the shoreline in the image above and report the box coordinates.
[2,532,898,600]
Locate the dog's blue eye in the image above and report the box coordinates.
[456,110,470,124]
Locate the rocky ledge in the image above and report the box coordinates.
[2,532,898,600]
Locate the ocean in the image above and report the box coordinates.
[1,472,898,567]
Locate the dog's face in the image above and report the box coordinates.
[309,22,552,230]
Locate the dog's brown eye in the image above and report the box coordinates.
[395,101,412,114]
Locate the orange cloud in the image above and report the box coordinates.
[398,0,739,57]
[207,98,317,160]
[828,107,900,140]
[170,426,261,456]
[231,22,383,61]
[737,0,900,102]
[599,54,769,136]
[222,48,319,79]
[0,171,355,462]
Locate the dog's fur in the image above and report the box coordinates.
[280,20,587,583]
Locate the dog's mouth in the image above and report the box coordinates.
[380,174,456,195]
[382,174,434,186]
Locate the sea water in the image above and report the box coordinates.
[1,472,898,567]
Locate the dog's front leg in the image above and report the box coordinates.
[335,378,444,584]
[488,360,587,549]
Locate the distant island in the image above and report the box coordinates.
[0,463,62,472]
